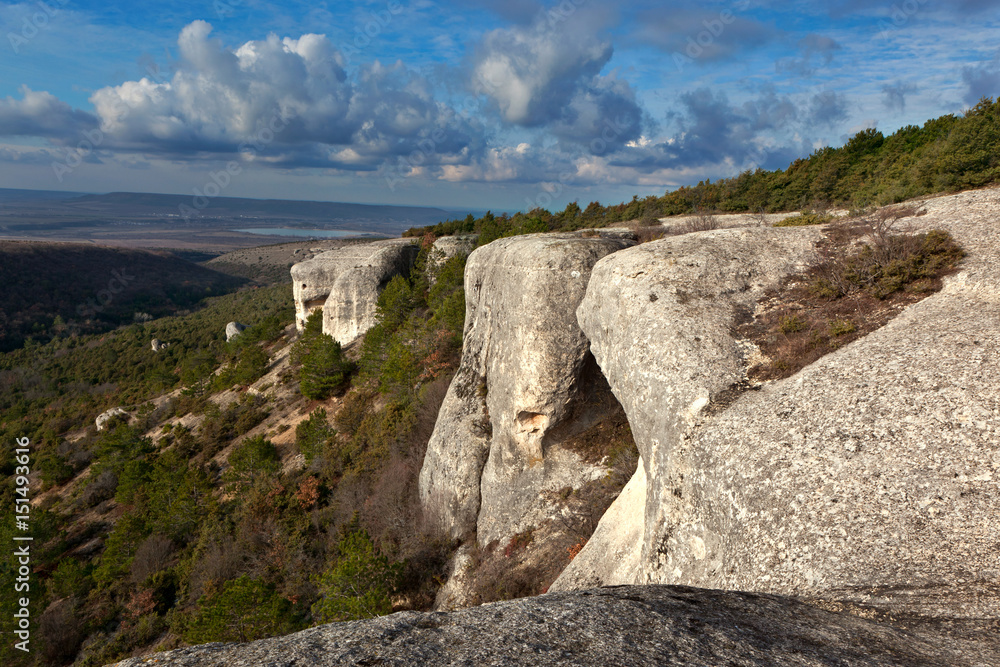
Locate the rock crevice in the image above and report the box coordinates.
[418,232,636,546]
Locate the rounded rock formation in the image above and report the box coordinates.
[427,234,478,283]
[225,321,248,341]
[96,407,130,431]
[418,231,636,545]
[555,201,1000,627]
[110,585,999,666]
[290,238,419,343]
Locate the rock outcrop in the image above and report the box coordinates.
[95,407,129,431]
[418,232,635,545]
[150,338,168,352]
[554,192,1000,627]
[225,322,247,341]
[428,234,478,281]
[552,226,821,590]
[111,585,999,667]
[290,239,419,343]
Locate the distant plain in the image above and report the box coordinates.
[0,189,451,251]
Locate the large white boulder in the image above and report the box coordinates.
[96,407,130,431]
[290,239,419,343]
[556,192,1000,625]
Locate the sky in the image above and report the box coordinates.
[0,0,999,212]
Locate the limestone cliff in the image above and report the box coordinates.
[290,238,418,343]
[119,191,1000,665]
[552,226,821,589]
[418,232,635,546]
[554,188,1000,628]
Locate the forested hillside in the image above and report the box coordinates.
[0,243,245,353]
[0,241,472,665]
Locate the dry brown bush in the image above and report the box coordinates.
[130,534,175,584]
[628,219,666,243]
[360,455,420,552]
[188,535,245,600]
[80,469,118,508]
[739,221,963,382]
[466,538,543,605]
[682,210,722,233]
[39,597,85,665]
[406,375,451,458]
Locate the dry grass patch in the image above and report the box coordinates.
[739,213,964,382]
[773,208,838,227]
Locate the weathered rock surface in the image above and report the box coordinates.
[96,407,130,431]
[225,322,247,341]
[150,338,168,352]
[559,458,648,588]
[554,226,821,590]
[429,234,477,270]
[555,190,1000,628]
[419,232,635,545]
[111,585,999,667]
[289,239,418,343]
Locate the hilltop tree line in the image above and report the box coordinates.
[405,97,1000,239]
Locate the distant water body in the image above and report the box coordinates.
[235,228,385,238]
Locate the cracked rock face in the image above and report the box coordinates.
[418,232,635,544]
[555,227,821,591]
[556,193,1000,626]
[289,239,418,343]
[110,585,999,667]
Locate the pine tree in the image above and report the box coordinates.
[292,311,353,400]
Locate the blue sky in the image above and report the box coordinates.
[0,0,998,211]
